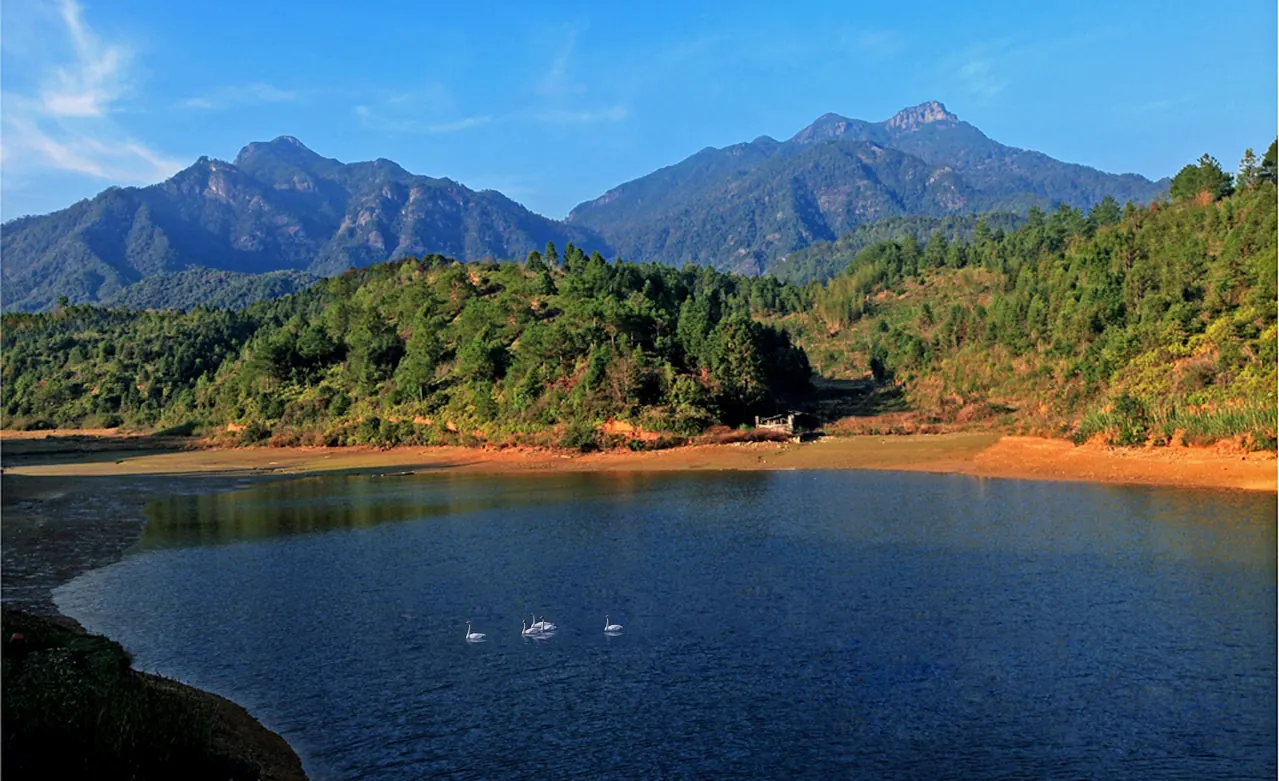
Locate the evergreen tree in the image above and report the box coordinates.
[1259,139,1278,184]
[1169,154,1234,201]
[1238,149,1261,189]
[1088,195,1122,228]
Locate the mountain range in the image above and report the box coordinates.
[567,101,1168,273]
[1,102,1168,311]
[1,138,604,312]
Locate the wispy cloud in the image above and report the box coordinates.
[351,85,494,134]
[1,0,183,185]
[957,58,1008,100]
[536,26,588,97]
[1120,96,1194,115]
[943,29,1115,106]
[849,29,905,60]
[353,104,491,134]
[38,0,130,117]
[533,106,628,125]
[179,82,308,111]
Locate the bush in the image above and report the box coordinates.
[155,421,198,437]
[559,419,600,452]
[626,435,684,451]
[235,421,270,445]
[1110,392,1149,447]
[16,418,56,431]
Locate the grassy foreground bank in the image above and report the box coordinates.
[1,608,306,781]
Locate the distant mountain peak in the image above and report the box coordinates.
[233,135,325,169]
[885,101,957,131]
[789,113,862,144]
[567,99,1167,277]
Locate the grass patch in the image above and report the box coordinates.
[1073,398,1277,450]
[1,608,259,781]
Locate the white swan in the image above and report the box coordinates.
[465,621,486,642]
[521,620,542,637]
[604,615,623,633]
[533,615,557,631]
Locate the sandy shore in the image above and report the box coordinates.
[3,432,1275,491]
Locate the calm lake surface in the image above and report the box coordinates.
[55,471,1276,780]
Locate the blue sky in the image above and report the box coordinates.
[2,0,1275,221]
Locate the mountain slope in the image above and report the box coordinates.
[1,137,608,312]
[567,101,1168,273]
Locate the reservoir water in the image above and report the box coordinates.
[54,471,1276,780]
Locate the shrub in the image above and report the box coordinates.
[559,419,600,452]
[235,421,270,445]
[155,421,198,437]
[1110,392,1150,447]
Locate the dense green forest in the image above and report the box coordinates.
[101,269,320,311]
[779,143,1278,448]
[3,146,1274,450]
[2,244,810,448]
[768,212,1025,284]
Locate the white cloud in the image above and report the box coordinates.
[179,82,308,111]
[534,106,628,125]
[1121,96,1193,115]
[1,1,183,186]
[38,0,131,117]
[943,29,1115,105]
[353,104,492,134]
[536,26,587,97]
[850,30,904,60]
[352,99,628,134]
[957,59,1008,100]
[427,116,491,133]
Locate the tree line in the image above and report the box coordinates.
[791,141,1277,447]
[4,144,1273,450]
[2,244,811,448]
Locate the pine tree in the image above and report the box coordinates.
[1259,139,1278,184]
[1238,149,1261,189]
[1169,154,1234,201]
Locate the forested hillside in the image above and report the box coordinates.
[3,148,1272,451]
[781,144,1277,448]
[1,243,809,448]
[768,212,1025,284]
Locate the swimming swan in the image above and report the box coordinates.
[604,615,623,632]
[465,621,486,642]
[521,620,542,637]
[533,615,558,631]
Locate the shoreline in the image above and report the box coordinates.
[3,432,1275,492]
[1,432,1272,779]
[0,466,311,780]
